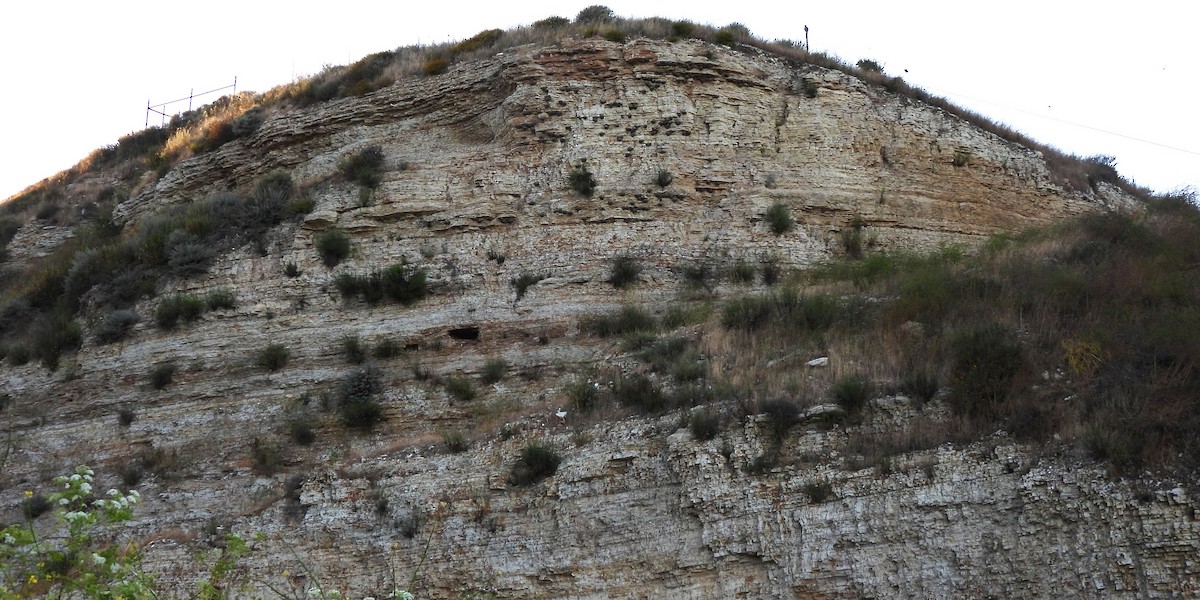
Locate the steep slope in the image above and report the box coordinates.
[2,37,1195,598]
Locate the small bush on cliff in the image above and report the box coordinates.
[316,228,352,267]
[607,255,641,289]
[205,288,237,310]
[832,374,873,416]
[148,360,176,388]
[255,343,290,372]
[569,164,597,197]
[338,366,384,428]
[339,145,385,189]
[95,309,139,344]
[509,443,561,486]
[947,323,1025,420]
[341,335,367,364]
[445,376,477,402]
[689,409,721,441]
[575,5,614,23]
[155,294,204,329]
[766,202,793,235]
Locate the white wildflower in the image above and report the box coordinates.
[58,498,69,506]
[92,553,106,565]
[80,482,92,494]
[2,534,15,544]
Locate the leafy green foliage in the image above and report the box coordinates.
[149,362,177,390]
[765,201,793,235]
[0,466,153,600]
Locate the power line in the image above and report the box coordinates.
[924,85,1200,158]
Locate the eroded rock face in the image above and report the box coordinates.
[3,38,1194,599]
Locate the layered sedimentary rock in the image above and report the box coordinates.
[3,38,1193,598]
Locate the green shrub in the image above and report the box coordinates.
[316,229,352,267]
[948,323,1024,419]
[372,338,403,360]
[339,146,385,189]
[481,358,507,384]
[7,344,30,366]
[564,379,600,412]
[730,260,756,285]
[654,169,674,187]
[149,362,177,390]
[584,305,656,337]
[155,294,204,329]
[671,20,695,38]
[511,272,546,301]
[607,255,641,289]
[603,29,626,43]
[335,263,427,305]
[533,16,570,29]
[450,29,504,54]
[284,262,301,278]
[247,171,294,227]
[21,493,52,519]
[338,366,384,428]
[841,228,865,259]
[832,375,873,415]
[760,255,783,285]
[901,370,940,403]
[575,5,614,22]
[721,290,843,332]
[31,311,82,370]
[341,335,367,364]
[760,399,800,442]
[95,310,139,344]
[165,231,213,276]
[118,408,135,427]
[255,343,290,372]
[803,480,835,503]
[442,431,468,453]
[251,439,283,475]
[689,409,721,441]
[509,443,561,486]
[381,263,427,304]
[614,374,666,413]
[856,59,884,73]
[204,288,237,310]
[445,377,477,402]
[569,164,597,196]
[288,417,317,445]
[421,56,449,76]
[765,202,793,235]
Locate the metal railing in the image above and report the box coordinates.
[146,78,237,128]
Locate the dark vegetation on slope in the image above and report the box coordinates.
[0,5,1188,480]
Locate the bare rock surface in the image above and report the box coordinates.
[3,38,1195,598]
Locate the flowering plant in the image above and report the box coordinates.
[0,466,153,599]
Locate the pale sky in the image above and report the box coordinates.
[2,1,1197,201]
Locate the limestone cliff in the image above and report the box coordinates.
[1,37,1195,599]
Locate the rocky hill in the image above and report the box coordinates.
[1,32,1197,599]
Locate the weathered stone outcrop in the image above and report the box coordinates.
[3,38,1194,599]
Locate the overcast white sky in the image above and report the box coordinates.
[2,1,1196,201]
